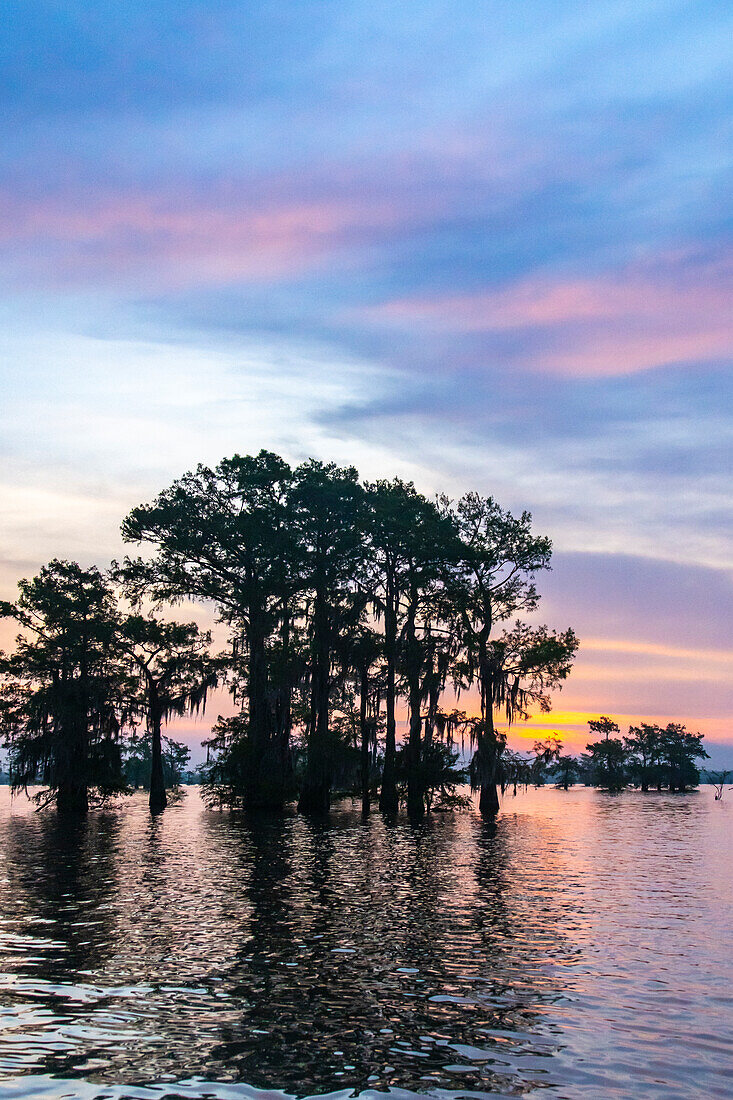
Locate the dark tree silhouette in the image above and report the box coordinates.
[709,770,731,800]
[118,613,219,812]
[499,748,533,795]
[0,561,128,813]
[658,723,708,791]
[531,735,563,785]
[585,716,627,791]
[2,454,716,822]
[337,625,383,815]
[624,722,662,791]
[555,753,582,789]
[395,739,470,812]
[458,618,577,815]
[121,451,297,810]
[123,729,191,790]
[395,492,457,819]
[452,493,557,816]
[290,460,367,815]
[118,453,580,817]
[364,479,437,815]
[588,715,620,741]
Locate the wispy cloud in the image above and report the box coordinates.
[361,252,733,376]
[0,187,416,289]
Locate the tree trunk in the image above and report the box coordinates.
[57,680,89,814]
[405,603,424,820]
[148,687,167,813]
[57,782,89,815]
[425,675,439,749]
[471,638,499,818]
[477,653,500,818]
[478,715,501,815]
[299,584,331,816]
[379,591,399,815]
[57,664,90,814]
[478,773,500,816]
[360,665,371,815]
[246,605,284,810]
[406,690,423,818]
[275,609,293,793]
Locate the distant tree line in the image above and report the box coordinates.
[505,716,709,793]
[0,450,580,817]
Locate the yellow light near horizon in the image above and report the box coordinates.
[496,709,731,749]
[581,637,733,664]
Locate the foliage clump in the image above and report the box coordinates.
[0,450,706,820]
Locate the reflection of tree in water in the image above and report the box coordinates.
[199,806,571,1097]
[459,816,569,1094]
[112,810,198,980]
[0,796,579,1095]
[203,810,449,1091]
[0,806,122,1080]
[1,808,121,979]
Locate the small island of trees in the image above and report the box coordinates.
[0,450,709,819]
[512,717,709,793]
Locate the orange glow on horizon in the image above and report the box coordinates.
[498,709,731,752]
[580,637,733,664]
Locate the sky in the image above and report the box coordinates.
[1,1,731,763]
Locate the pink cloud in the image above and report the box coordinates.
[365,259,733,376]
[0,188,407,288]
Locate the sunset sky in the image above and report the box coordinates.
[1,2,731,762]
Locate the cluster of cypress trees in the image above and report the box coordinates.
[505,718,708,793]
[0,450,578,817]
[582,716,708,792]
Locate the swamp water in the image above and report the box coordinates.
[0,786,730,1100]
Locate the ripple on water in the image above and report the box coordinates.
[0,786,730,1099]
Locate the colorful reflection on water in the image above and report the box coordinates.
[0,785,730,1099]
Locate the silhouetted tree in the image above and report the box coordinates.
[658,723,707,791]
[555,754,582,789]
[710,770,731,800]
[397,493,457,819]
[624,722,662,791]
[337,625,383,815]
[585,716,626,791]
[531,735,562,786]
[291,460,366,815]
[114,452,580,818]
[0,561,128,813]
[452,494,557,817]
[117,612,219,812]
[420,606,461,754]
[365,480,446,815]
[200,712,252,807]
[123,729,191,790]
[121,451,297,809]
[396,739,469,811]
[459,618,578,815]
[588,715,620,741]
[499,748,533,795]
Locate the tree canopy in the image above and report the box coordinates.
[8,450,711,820]
[0,561,128,812]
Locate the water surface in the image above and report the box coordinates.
[0,785,730,1099]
